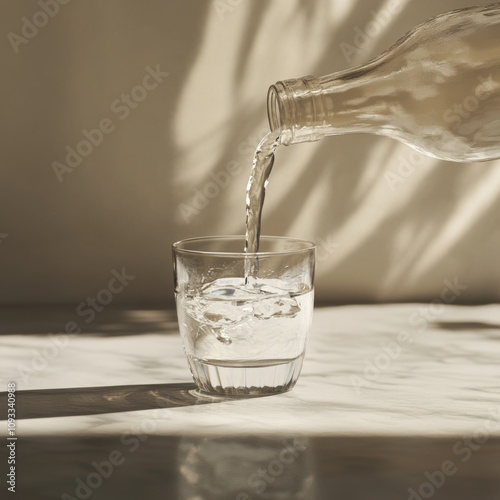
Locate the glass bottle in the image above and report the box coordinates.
[267,3,500,162]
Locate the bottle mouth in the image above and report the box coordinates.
[267,77,323,144]
[267,84,283,132]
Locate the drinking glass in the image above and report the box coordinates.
[172,236,315,396]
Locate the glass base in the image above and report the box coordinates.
[186,355,304,396]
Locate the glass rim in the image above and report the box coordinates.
[172,235,316,257]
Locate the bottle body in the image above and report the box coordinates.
[268,4,500,162]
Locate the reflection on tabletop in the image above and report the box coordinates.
[12,434,500,500]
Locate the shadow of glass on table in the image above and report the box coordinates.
[0,382,272,419]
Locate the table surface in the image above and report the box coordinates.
[1,304,499,500]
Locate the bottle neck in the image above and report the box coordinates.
[268,62,393,145]
[267,77,326,144]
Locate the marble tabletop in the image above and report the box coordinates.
[1,304,499,499]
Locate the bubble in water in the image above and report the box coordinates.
[253,296,301,320]
[183,278,303,344]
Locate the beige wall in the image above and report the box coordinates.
[1,0,499,306]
